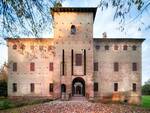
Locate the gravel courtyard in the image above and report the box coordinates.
[1,98,150,113]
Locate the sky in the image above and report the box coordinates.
[0,0,150,84]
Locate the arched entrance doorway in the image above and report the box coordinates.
[72,77,85,96]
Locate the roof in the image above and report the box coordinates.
[51,7,97,21]
[94,38,145,42]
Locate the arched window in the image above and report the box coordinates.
[61,84,66,93]
[71,25,76,34]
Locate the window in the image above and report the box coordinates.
[132,62,137,71]
[20,44,25,50]
[49,83,53,92]
[13,44,17,50]
[13,63,17,72]
[132,83,136,92]
[39,46,43,51]
[114,45,118,50]
[114,83,118,91]
[30,45,34,50]
[94,62,98,71]
[95,45,100,50]
[114,62,119,72]
[49,62,53,71]
[94,83,98,92]
[13,83,17,92]
[132,45,137,51]
[75,54,82,66]
[71,25,76,34]
[123,45,128,50]
[105,45,109,50]
[30,62,35,71]
[30,83,34,93]
[61,84,66,93]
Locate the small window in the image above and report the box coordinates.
[123,45,128,50]
[30,83,34,93]
[20,44,25,50]
[114,45,118,50]
[13,44,17,50]
[75,54,82,66]
[30,62,35,71]
[114,62,119,72]
[49,83,53,92]
[30,45,34,50]
[94,62,98,71]
[132,62,137,71]
[13,83,17,92]
[39,46,43,51]
[94,83,98,92]
[95,45,100,50]
[132,45,137,51]
[132,83,136,92]
[114,83,118,91]
[49,62,53,71]
[71,25,76,34]
[105,45,109,50]
[13,63,17,72]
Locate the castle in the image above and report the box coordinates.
[7,7,144,104]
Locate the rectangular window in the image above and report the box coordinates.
[30,83,34,93]
[94,62,98,71]
[49,83,53,92]
[114,83,118,91]
[49,62,53,71]
[133,83,136,92]
[75,54,82,66]
[132,63,137,71]
[94,83,98,92]
[30,62,35,71]
[13,83,17,92]
[114,62,119,72]
[105,45,109,50]
[13,63,17,72]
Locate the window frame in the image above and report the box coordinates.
[94,62,98,71]
[13,62,17,72]
[49,62,53,71]
[13,83,17,92]
[30,83,35,93]
[114,62,119,72]
[94,82,98,92]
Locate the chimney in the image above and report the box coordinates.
[102,32,107,38]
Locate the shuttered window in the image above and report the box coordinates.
[49,62,53,71]
[76,54,82,66]
[114,62,119,72]
[30,62,35,71]
[49,83,53,92]
[30,83,35,93]
[94,62,98,71]
[132,63,137,71]
[13,63,17,72]
[123,45,128,50]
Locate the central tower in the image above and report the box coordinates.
[51,7,97,100]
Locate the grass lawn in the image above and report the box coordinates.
[141,95,150,108]
[0,97,52,110]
